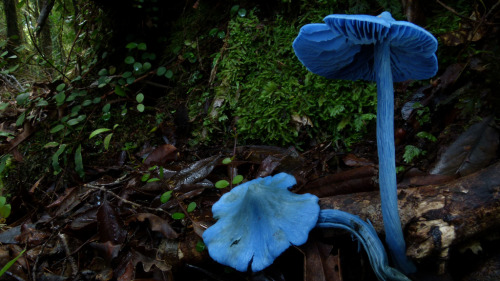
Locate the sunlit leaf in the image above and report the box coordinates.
[222,157,232,165]
[137,104,145,112]
[89,128,111,139]
[104,133,113,150]
[147,177,160,183]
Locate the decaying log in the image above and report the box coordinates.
[319,161,500,272]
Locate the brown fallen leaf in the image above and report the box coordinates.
[126,213,178,239]
[97,200,126,244]
[143,144,178,166]
[15,224,51,247]
[301,240,342,281]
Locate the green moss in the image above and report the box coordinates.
[190,11,377,147]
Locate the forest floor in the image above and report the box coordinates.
[1,2,500,281]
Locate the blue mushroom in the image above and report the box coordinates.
[203,174,410,280]
[293,12,437,273]
[318,210,410,281]
[202,173,320,272]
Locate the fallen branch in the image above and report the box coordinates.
[319,161,500,272]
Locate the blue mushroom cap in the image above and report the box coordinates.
[202,173,320,272]
[293,12,438,82]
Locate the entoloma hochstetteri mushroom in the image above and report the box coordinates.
[203,173,410,280]
[293,12,438,273]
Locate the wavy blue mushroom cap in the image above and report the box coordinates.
[202,173,320,272]
[293,11,438,82]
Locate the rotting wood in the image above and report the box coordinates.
[319,161,500,273]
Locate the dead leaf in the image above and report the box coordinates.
[15,224,51,247]
[143,144,178,166]
[256,155,281,178]
[430,116,499,176]
[48,186,94,217]
[302,240,342,281]
[90,241,122,261]
[126,213,178,239]
[171,155,219,190]
[97,200,126,244]
[69,205,98,230]
[440,11,487,46]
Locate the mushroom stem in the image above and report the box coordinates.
[374,39,416,274]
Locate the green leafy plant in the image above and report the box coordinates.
[215,157,244,189]
[413,102,431,126]
[403,145,426,164]
[89,124,119,150]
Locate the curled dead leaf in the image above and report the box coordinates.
[126,213,178,239]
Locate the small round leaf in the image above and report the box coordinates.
[187,202,196,213]
[156,67,166,76]
[232,175,244,185]
[136,93,144,103]
[215,180,229,189]
[124,56,135,64]
[172,213,185,220]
